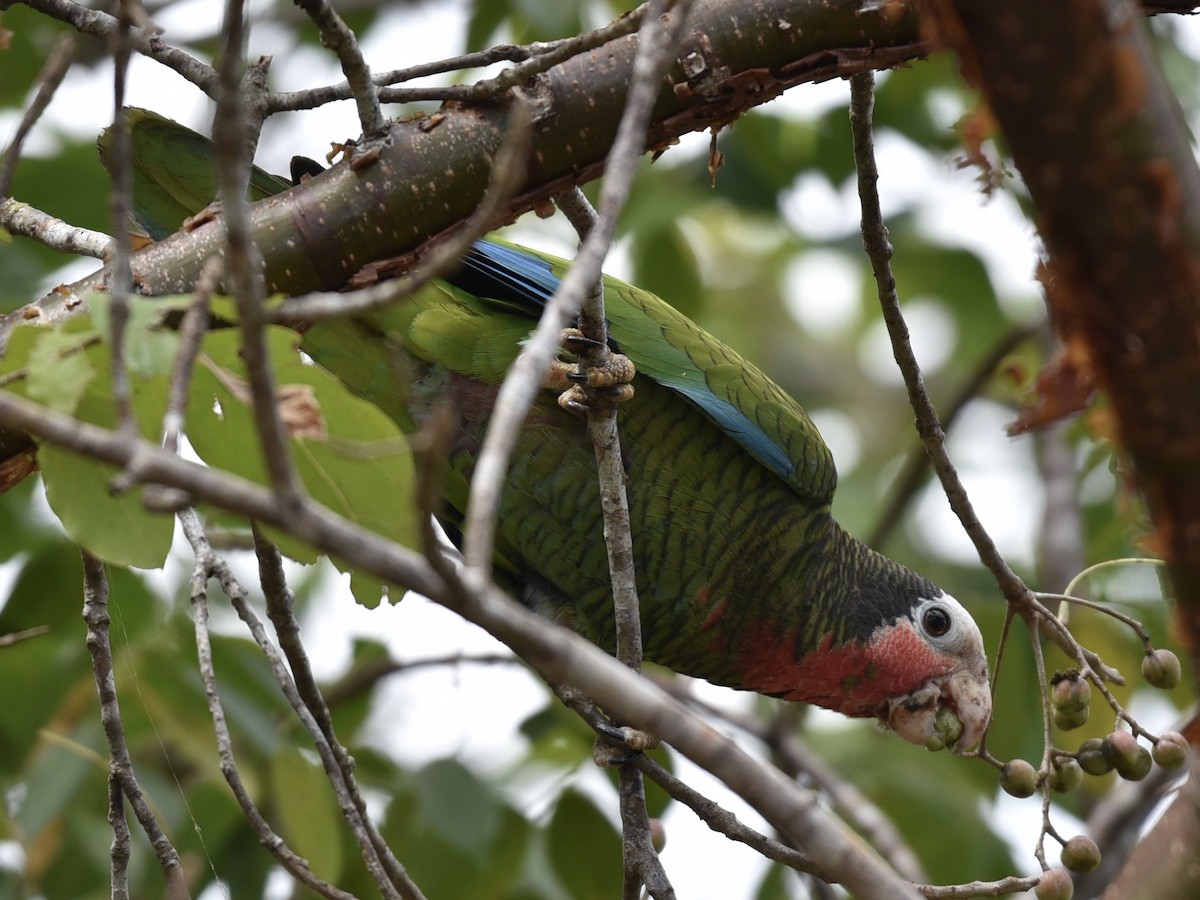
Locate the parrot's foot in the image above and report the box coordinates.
[591,721,660,768]
[549,329,636,415]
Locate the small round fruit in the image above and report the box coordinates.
[1152,731,1189,769]
[1101,730,1140,768]
[1061,835,1101,873]
[1142,649,1182,690]
[1034,867,1075,900]
[1052,705,1089,731]
[1048,758,1083,794]
[649,818,667,852]
[1077,738,1112,777]
[1001,759,1038,798]
[1050,670,1091,714]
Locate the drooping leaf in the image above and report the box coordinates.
[271,745,345,881]
[185,326,419,605]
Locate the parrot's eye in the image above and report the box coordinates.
[922,605,952,638]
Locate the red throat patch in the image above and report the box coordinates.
[737,618,961,717]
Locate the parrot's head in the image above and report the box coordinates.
[739,590,991,752]
[875,593,991,753]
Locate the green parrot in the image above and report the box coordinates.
[100,111,992,750]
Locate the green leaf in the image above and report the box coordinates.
[88,294,189,379]
[35,340,174,568]
[547,790,622,900]
[25,327,96,414]
[271,745,345,881]
[186,327,420,602]
[414,758,502,858]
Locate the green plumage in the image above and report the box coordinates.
[99,112,992,745]
[300,243,929,689]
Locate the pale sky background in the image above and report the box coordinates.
[4,1,1197,897]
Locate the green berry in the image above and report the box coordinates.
[1061,835,1101,873]
[1034,867,1074,900]
[1052,705,1089,731]
[1048,757,1083,793]
[1077,738,1112,777]
[1000,759,1038,798]
[1050,670,1091,714]
[1102,731,1152,781]
[1142,649,1182,690]
[1101,730,1139,767]
[935,706,964,746]
[1152,731,1189,769]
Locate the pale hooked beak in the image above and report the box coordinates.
[884,671,992,753]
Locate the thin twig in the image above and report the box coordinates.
[0,31,75,199]
[161,257,222,456]
[266,42,544,112]
[441,3,652,105]
[251,525,427,898]
[106,1,137,440]
[849,71,1030,607]
[183,520,358,900]
[14,0,219,94]
[213,0,303,506]
[0,197,115,258]
[293,0,383,134]
[869,321,1039,549]
[0,624,51,648]
[81,550,188,899]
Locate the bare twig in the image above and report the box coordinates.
[81,550,188,899]
[183,519,359,900]
[106,1,138,440]
[869,321,1039,550]
[161,257,222,456]
[292,0,383,135]
[0,624,52,648]
[213,0,302,506]
[12,0,220,94]
[0,31,74,198]
[0,197,115,258]
[266,42,543,112]
[849,70,1029,607]
[251,525,426,898]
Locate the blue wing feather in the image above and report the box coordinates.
[453,239,834,504]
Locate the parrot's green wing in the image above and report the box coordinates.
[98,108,292,241]
[106,111,836,504]
[428,240,838,506]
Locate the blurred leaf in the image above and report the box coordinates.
[271,745,345,881]
[808,726,1016,884]
[415,757,502,858]
[547,789,622,900]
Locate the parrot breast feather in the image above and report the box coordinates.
[454,240,838,505]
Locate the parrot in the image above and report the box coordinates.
[100,110,992,751]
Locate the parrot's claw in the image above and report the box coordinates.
[560,328,605,351]
[591,722,660,768]
[547,330,636,416]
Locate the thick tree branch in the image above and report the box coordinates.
[6,0,932,339]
